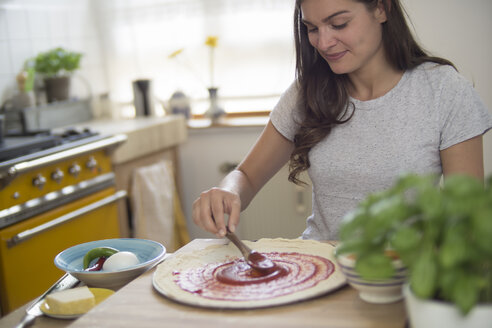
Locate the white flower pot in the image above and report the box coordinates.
[403,284,492,328]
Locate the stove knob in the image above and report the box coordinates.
[32,174,47,190]
[51,169,64,183]
[69,163,81,177]
[86,156,98,171]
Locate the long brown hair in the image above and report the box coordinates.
[289,0,455,185]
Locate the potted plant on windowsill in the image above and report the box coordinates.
[34,47,83,103]
[336,173,492,328]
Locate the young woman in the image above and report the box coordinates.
[192,0,492,240]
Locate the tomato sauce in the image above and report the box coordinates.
[174,252,335,301]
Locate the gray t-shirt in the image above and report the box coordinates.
[270,62,492,241]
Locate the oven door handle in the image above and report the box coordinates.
[7,190,127,248]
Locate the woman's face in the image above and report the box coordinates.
[301,0,387,76]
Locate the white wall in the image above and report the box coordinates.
[0,0,108,104]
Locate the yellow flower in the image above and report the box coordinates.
[168,48,184,59]
[167,37,220,87]
[204,36,218,48]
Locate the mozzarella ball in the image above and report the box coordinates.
[102,251,139,271]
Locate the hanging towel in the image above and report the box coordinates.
[131,160,189,252]
[173,188,190,250]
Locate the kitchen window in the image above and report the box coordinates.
[95,0,296,117]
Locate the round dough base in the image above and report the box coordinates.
[152,238,346,309]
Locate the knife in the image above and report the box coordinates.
[14,273,80,328]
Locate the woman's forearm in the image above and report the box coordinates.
[219,168,260,211]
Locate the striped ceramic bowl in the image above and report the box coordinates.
[336,251,407,304]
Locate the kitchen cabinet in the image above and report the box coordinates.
[179,122,312,241]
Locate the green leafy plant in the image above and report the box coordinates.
[34,47,82,77]
[337,173,492,315]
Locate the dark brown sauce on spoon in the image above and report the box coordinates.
[215,260,289,285]
[248,251,277,274]
[225,228,277,274]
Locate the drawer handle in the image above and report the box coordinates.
[7,190,127,248]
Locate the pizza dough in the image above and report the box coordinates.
[152,238,346,309]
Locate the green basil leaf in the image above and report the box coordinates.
[438,270,458,301]
[355,253,394,280]
[417,187,442,219]
[410,248,437,299]
[451,272,479,315]
[390,226,421,252]
[443,175,482,198]
[335,239,369,257]
[439,240,467,269]
[472,208,492,254]
[439,223,468,268]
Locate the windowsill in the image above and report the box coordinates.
[187,113,270,129]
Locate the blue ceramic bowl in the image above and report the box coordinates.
[55,238,166,289]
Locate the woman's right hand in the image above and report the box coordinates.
[192,187,241,237]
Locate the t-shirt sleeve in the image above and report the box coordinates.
[270,81,302,142]
[438,67,492,150]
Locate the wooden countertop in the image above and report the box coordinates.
[2,239,407,328]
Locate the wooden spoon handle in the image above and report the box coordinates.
[225,227,252,259]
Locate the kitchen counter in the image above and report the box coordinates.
[56,115,188,165]
[2,239,407,328]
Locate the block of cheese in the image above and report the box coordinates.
[45,286,96,314]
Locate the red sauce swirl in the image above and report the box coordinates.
[174,252,335,301]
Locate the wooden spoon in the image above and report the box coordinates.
[225,227,276,274]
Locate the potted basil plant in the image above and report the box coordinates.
[34,47,82,103]
[337,173,492,327]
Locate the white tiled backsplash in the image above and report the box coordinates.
[0,0,107,105]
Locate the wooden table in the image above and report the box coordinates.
[1,239,407,328]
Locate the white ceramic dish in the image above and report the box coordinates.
[55,238,166,289]
[336,252,407,304]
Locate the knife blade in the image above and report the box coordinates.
[14,273,80,328]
